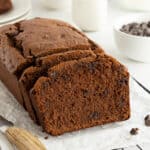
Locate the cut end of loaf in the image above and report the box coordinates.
[30,54,130,135]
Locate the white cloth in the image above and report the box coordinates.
[0,79,150,150]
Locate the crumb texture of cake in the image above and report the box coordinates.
[19,50,96,123]
[30,55,130,135]
[0,0,12,14]
[0,18,130,135]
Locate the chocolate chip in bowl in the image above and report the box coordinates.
[120,21,150,37]
[113,14,150,63]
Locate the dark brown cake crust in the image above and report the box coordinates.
[0,0,12,14]
[0,18,130,135]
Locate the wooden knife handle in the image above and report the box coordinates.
[5,127,46,150]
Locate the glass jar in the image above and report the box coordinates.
[72,0,108,31]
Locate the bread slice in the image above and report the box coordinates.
[30,53,130,135]
[19,50,95,123]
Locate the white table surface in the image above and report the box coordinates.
[1,0,150,149]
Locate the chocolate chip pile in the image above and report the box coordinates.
[120,21,150,37]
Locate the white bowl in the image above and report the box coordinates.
[114,14,150,63]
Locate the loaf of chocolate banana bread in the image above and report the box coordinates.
[0,18,130,135]
[0,0,12,14]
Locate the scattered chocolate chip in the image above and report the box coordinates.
[120,21,150,37]
[44,136,48,140]
[117,78,128,86]
[88,62,96,74]
[130,128,139,135]
[61,74,71,81]
[101,89,109,97]
[82,89,89,97]
[145,114,150,126]
[88,111,100,120]
[49,71,58,79]
[42,81,49,90]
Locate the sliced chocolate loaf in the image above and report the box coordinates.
[0,18,130,135]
